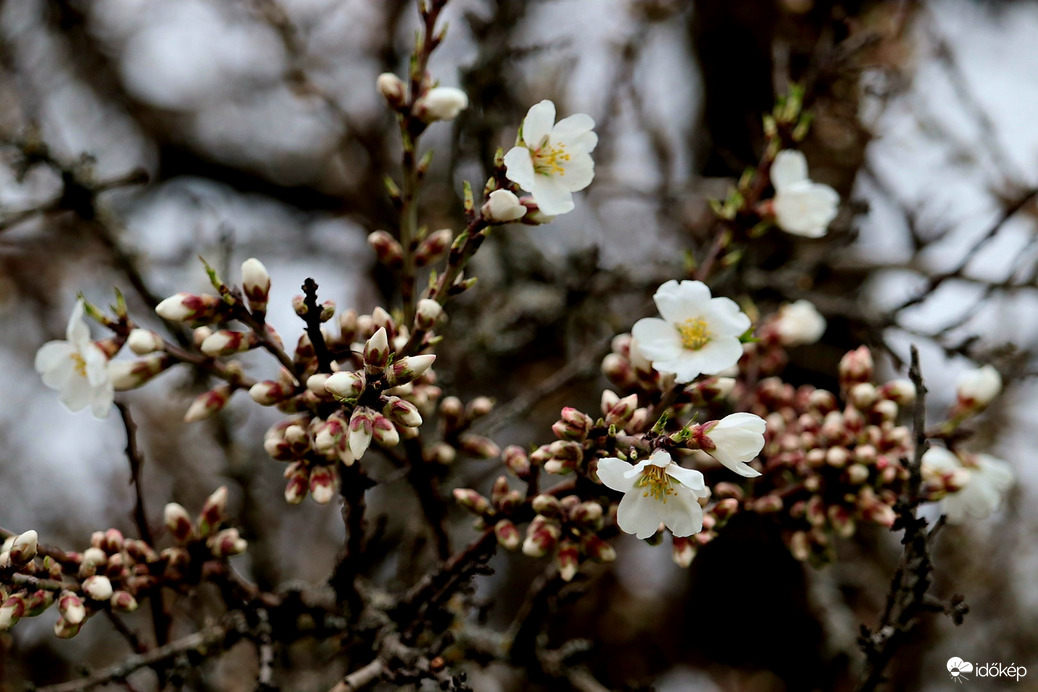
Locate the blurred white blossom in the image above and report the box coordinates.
[773,299,827,346]
[34,300,114,419]
[771,150,839,238]
[922,447,1014,524]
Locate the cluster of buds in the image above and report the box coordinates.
[435,395,500,462]
[521,494,616,581]
[736,347,915,563]
[254,308,441,504]
[0,488,247,640]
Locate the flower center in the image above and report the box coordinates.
[636,464,676,503]
[532,137,570,176]
[70,352,87,377]
[677,317,711,350]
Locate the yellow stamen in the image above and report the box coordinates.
[677,317,711,350]
[70,352,87,377]
[637,465,676,503]
[533,138,570,176]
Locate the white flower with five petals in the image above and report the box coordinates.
[921,447,1013,524]
[631,280,750,383]
[771,150,839,238]
[34,300,114,418]
[503,100,596,216]
[597,450,709,539]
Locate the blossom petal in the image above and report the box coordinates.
[596,457,637,493]
[631,317,683,361]
[557,153,594,192]
[83,342,110,388]
[685,337,744,377]
[90,382,115,419]
[35,341,78,387]
[654,280,711,323]
[702,297,752,336]
[503,147,535,191]
[976,455,1014,492]
[616,491,662,539]
[66,299,91,347]
[922,447,960,473]
[771,150,808,192]
[658,486,703,537]
[59,372,95,412]
[522,100,556,146]
[665,463,706,492]
[552,113,595,140]
[529,176,574,216]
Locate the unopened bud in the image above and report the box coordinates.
[371,414,400,448]
[10,530,37,565]
[672,536,696,567]
[531,494,562,517]
[878,379,915,406]
[325,371,366,400]
[522,516,560,557]
[583,535,616,563]
[241,258,271,312]
[83,575,113,601]
[207,528,247,558]
[502,445,530,477]
[955,364,1002,411]
[415,229,453,267]
[110,354,174,391]
[127,329,164,355]
[58,591,86,625]
[201,330,259,357]
[553,407,592,441]
[494,519,521,550]
[414,299,443,331]
[183,384,232,423]
[385,355,436,388]
[556,540,579,582]
[309,466,336,504]
[156,292,222,323]
[604,394,638,428]
[452,488,490,516]
[481,189,526,223]
[459,434,500,460]
[383,396,423,428]
[376,72,406,108]
[368,230,404,268]
[839,346,873,386]
[110,590,138,612]
[349,406,375,459]
[164,503,194,543]
[363,327,390,371]
[198,486,229,538]
[284,464,309,505]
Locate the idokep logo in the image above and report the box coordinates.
[947,657,1028,683]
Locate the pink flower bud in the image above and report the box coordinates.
[184,384,232,423]
[531,494,562,517]
[155,292,222,323]
[110,354,174,391]
[325,371,366,400]
[413,299,443,331]
[284,464,309,504]
[672,536,696,567]
[241,258,271,312]
[878,379,915,405]
[207,528,247,558]
[57,590,86,625]
[164,503,194,543]
[601,353,635,389]
[250,380,292,406]
[555,540,579,582]
[522,516,560,557]
[83,575,113,601]
[54,615,83,639]
[371,414,400,448]
[502,445,530,477]
[955,364,1002,411]
[494,520,521,550]
[415,229,453,267]
[452,488,490,516]
[363,327,390,371]
[201,330,259,357]
[384,355,436,388]
[127,329,164,355]
[0,594,25,630]
[604,394,638,428]
[376,72,406,108]
[367,230,404,268]
[459,434,500,460]
[309,466,336,505]
[110,590,138,612]
[553,407,592,441]
[583,535,616,563]
[839,346,873,386]
[349,406,374,459]
[198,486,228,538]
[10,530,37,566]
[383,397,423,428]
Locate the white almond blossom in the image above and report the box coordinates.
[772,299,826,346]
[631,280,751,383]
[698,412,767,478]
[34,300,114,418]
[955,364,1002,409]
[503,100,596,216]
[771,150,839,238]
[921,447,1014,524]
[597,450,709,539]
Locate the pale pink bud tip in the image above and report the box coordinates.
[184,385,232,422]
[156,293,221,323]
[414,299,443,330]
[164,503,194,543]
[10,530,38,565]
[241,258,271,306]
